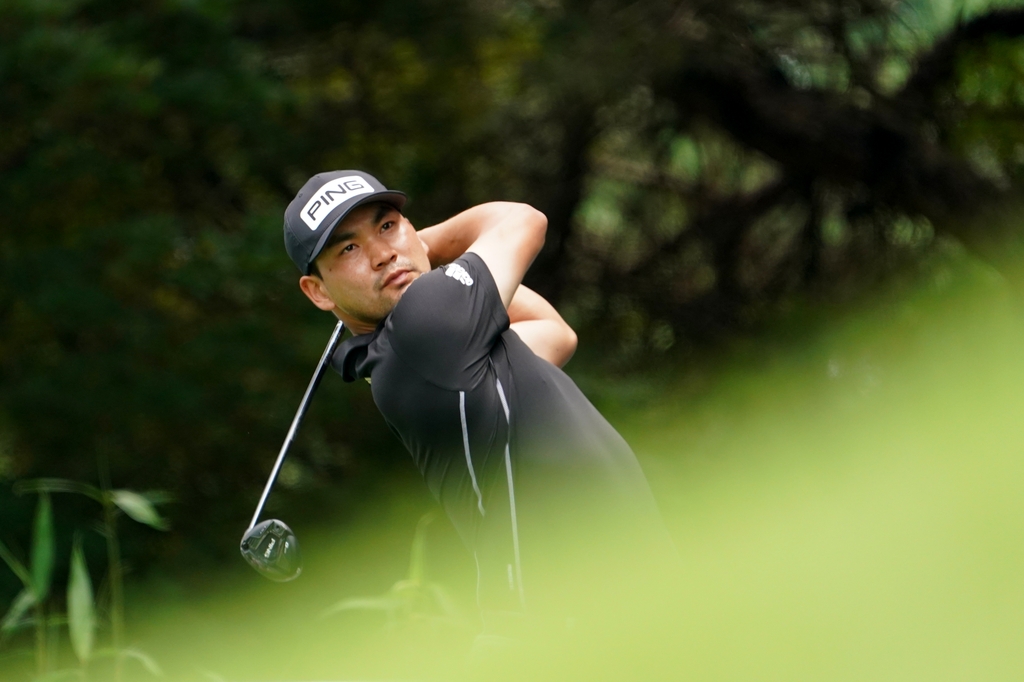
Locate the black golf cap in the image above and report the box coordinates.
[284,170,407,274]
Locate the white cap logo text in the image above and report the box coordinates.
[301,176,375,231]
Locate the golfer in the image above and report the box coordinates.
[284,171,677,624]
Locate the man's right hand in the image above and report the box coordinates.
[416,202,547,308]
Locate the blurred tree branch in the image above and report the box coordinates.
[901,8,1024,115]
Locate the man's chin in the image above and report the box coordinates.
[377,288,407,315]
[362,272,420,323]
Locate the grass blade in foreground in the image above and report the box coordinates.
[67,538,95,665]
[111,490,168,531]
[0,588,36,637]
[31,494,55,602]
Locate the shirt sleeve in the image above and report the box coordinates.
[386,252,509,390]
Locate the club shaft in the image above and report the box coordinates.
[248,320,346,530]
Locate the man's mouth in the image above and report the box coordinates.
[381,268,412,289]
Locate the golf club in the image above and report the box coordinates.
[240,320,346,581]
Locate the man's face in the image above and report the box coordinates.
[299,203,430,333]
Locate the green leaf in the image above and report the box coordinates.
[31,494,55,601]
[0,588,36,635]
[90,647,164,677]
[67,539,95,664]
[140,491,174,506]
[426,582,461,618]
[0,649,35,666]
[44,613,68,627]
[0,538,31,587]
[111,490,168,530]
[14,479,104,503]
[406,512,435,584]
[388,579,422,597]
[119,647,164,677]
[320,596,402,618]
[31,669,86,681]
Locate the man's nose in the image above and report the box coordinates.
[368,237,397,269]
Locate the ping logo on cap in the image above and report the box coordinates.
[300,176,375,231]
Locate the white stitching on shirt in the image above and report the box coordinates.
[495,378,525,608]
[459,391,486,516]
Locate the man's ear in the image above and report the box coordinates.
[298,275,336,312]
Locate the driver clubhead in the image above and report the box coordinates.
[240,519,302,582]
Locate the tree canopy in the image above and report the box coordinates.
[2,0,1024,566]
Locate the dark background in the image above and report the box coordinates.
[3,0,1024,614]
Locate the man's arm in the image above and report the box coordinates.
[508,285,577,367]
[417,202,546,308]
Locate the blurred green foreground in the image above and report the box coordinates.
[5,255,1024,681]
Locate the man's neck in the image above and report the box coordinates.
[344,318,378,336]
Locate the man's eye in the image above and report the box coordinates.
[341,244,356,254]
[381,221,394,232]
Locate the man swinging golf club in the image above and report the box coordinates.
[280,170,677,626]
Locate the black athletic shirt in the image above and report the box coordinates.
[333,253,676,613]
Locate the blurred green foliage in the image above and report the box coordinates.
[0,243,1009,681]
[321,512,469,633]
[2,0,1024,636]
[1,479,167,680]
